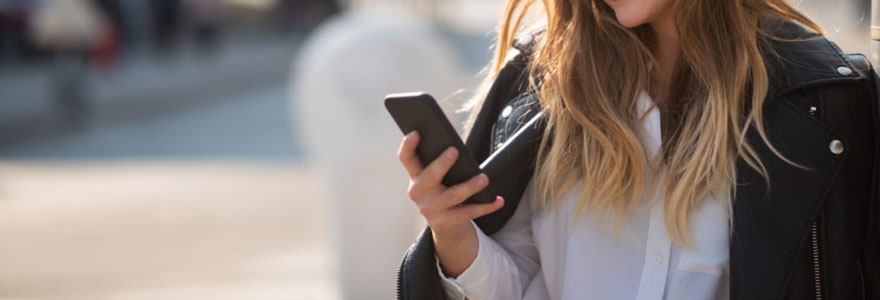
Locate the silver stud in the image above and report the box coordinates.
[829,140,844,155]
[501,105,513,118]
[809,106,817,115]
[837,66,853,76]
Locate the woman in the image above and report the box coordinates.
[396,0,880,299]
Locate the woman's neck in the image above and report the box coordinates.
[648,10,680,106]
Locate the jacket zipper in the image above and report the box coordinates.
[395,249,408,300]
[810,221,823,300]
[809,100,824,300]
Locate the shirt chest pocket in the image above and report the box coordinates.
[490,94,541,154]
[676,197,730,277]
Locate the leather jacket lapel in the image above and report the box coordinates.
[731,96,846,299]
[476,111,544,234]
[464,50,531,163]
[731,19,864,299]
[464,49,544,235]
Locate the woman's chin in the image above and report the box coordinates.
[608,5,653,28]
[614,14,647,28]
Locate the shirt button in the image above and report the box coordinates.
[501,105,513,118]
[837,66,853,76]
[653,256,663,264]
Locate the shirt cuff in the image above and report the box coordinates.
[435,220,493,299]
[436,254,466,300]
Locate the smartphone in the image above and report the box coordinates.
[384,92,495,204]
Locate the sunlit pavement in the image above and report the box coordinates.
[0,162,340,300]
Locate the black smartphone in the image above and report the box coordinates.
[384,92,495,204]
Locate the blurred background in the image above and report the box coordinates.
[0,0,872,299]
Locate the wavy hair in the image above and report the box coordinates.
[464,0,822,245]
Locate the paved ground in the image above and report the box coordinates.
[0,162,339,300]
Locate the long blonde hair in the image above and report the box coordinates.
[466,0,823,245]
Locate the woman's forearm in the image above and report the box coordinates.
[433,222,479,278]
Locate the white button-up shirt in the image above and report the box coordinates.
[436,90,731,300]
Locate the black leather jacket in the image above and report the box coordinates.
[396,19,880,300]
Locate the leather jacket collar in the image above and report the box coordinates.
[759,17,866,99]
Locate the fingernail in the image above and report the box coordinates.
[476,174,487,185]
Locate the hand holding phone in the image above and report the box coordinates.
[387,92,505,276]
[385,92,497,205]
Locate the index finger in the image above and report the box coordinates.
[398,130,424,176]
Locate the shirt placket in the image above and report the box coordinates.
[634,182,672,300]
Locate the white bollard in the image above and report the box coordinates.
[291,12,463,299]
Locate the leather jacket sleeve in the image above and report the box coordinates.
[396,37,544,300]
